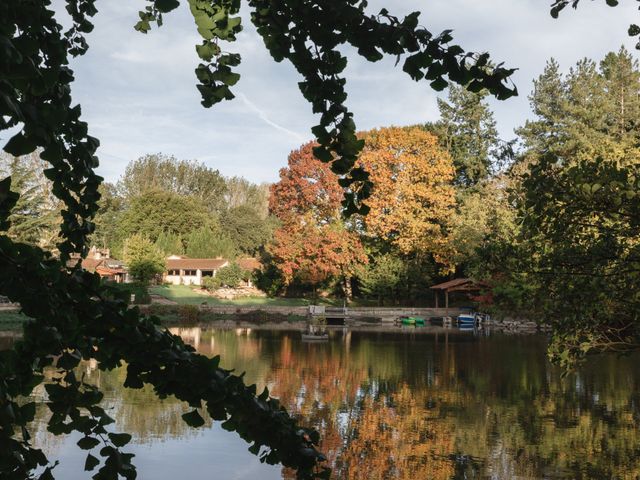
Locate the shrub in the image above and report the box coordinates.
[202,263,248,290]
[122,234,165,284]
[178,304,200,323]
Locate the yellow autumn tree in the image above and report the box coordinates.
[358,126,456,269]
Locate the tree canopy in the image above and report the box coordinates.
[118,153,228,214]
[268,142,366,296]
[515,48,640,368]
[358,126,456,269]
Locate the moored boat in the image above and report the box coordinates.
[399,316,426,326]
[457,313,476,325]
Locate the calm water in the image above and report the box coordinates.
[13,327,640,479]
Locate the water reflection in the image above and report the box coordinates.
[22,327,640,479]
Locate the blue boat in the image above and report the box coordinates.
[457,312,476,325]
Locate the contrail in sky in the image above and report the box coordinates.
[238,93,306,143]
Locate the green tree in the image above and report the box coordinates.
[118,190,213,243]
[91,182,125,252]
[514,49,640,367]
[118,153,228,213]
[431,85,500,186]
[224,177,270,219]
[155,231,184,256]
[448,176,519,277]
[0,153,60,249]
[221,205,276,255]
[358,253,405,305]
[185,226,236,259]
[122,234,166,284]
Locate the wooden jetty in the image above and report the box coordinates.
[308,305,350,325]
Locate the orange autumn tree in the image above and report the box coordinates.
[268,142,367,298]
[358,126,457,270]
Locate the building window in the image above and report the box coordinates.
[201,270,214,277]
[168,269,180,276]
[184,270,197,276]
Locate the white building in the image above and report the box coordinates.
[163,256,229,286]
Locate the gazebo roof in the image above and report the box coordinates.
[429,278,490,293]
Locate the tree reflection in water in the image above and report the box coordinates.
[19,327,640,479]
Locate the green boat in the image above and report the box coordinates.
[400,316,426,326]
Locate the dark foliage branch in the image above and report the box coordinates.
[550,0,640,50]
[520,154,640,370]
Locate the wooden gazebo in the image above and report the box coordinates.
[430,278,491,309]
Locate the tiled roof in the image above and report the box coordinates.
[166,258,228,271]
[81,258,104,273]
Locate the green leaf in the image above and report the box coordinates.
[182,409,205,427]
[312,146,332,162]
[430,77,448,91]
[4,132,37,156]
[84,453,100,471]
[77,436,101,450]
[155,0,180,13]
[107,432,132,447]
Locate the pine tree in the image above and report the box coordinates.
[91,182,125,252]
[434,85,499,186]
[600,47,640,142]
[155,231,184,256]
[0,153,60,249]
[185,227,236,258]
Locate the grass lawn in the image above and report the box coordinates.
[149,284,352,307]
[0,310,29,331]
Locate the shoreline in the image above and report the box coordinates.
[0,304,549,336]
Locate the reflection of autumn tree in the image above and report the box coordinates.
[268,334,640,480]
[336,384,457,480]
[23,329,640,479]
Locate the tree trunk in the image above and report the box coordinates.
[343,275,352,303]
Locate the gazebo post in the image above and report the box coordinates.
[435,291,439,309]
[445,289,449,317]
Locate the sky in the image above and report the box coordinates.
[16,1,640,183]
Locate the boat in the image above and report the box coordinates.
[457,312,476,325]
[399,316,426,326]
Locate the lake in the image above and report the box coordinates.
[15,326,640,479]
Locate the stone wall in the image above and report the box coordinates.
[197,305,463,321]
